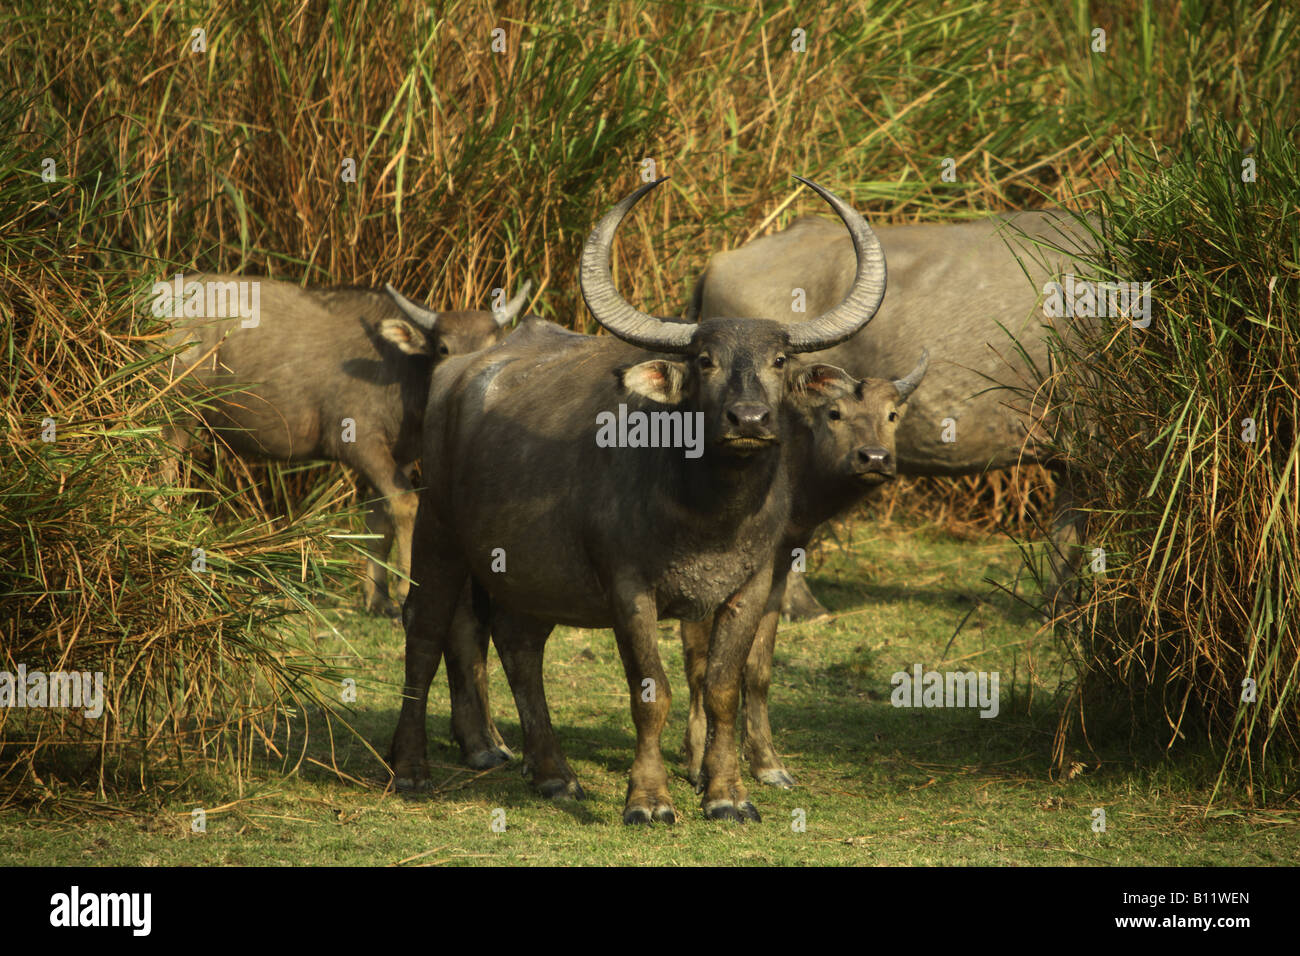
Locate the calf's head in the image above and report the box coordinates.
[583,176,888,457]
[789,351,929,485]
[380,280,531,360]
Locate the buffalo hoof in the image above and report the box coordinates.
[653,805,679,824]
[686,768,703,792]
[466,744,514,770]
[367,596,402,618]
[623,795,678,825]
[703,801,742,822]
[781,576,830,622]
[393,774,432,795]
[703,799,762,822]
[756,767,796,789]
[538,777,585,801]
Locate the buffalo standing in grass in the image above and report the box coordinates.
[438,345,929,791]
[390,177,888,823]
[162,274,530,614]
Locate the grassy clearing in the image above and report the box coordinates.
[3,0,1298,834]
[4,521,1295,865]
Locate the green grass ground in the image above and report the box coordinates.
[3,520,1296,866]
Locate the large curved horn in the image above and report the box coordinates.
[492,279,533,327]
[892,348,929,401]
[784,176,888,354]
[580,178,695,353]
[384,283,439,330]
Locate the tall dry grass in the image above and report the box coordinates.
[1035,111,1299,802]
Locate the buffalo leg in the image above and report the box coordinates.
[388,499,466,792]
[352,456,417,616]
[491,609,582,799]
[361,494,399,616]
[680,616,713,787]
[742,576,795,788]
[610,587,677,824]
[781,572,829,621]
[445,581,512,768]
[154,420,193,512]
[699,565,773,822]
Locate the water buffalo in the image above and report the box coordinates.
[689,212,1099,616]
[682,349,928,789]
[434,346,925,787]
[160,273,531,614]
[389,176,888,823]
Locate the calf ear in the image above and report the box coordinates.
[379,318,430,355]
[788,363,857,405]
[618,359,688,405]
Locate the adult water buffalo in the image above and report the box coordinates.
[436,347,929,791]
[161,274,531,614]
[389,176,888,823]
[689,212,1099,617]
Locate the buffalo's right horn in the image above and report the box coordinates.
[385,284,440,329]
[783,176,888,354]
[580,178,695,354]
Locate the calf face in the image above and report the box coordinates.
[790,350,929,490]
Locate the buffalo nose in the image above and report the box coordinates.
[726,403,771,428]
[857,447,893,472]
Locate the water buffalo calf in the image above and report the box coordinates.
[682,349,928,789]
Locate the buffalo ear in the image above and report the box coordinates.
[618,359,688,405]
[379,318,430,355]
[788,362,857,406]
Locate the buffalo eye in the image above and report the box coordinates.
[773,354,787,369]
[697,354,715,370]
[438,343,451,356]
[828,408,842,421]
[888,410,898,422]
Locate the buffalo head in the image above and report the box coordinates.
[582,176,888,458]
[789,351,929,486]
[381,280,532,360]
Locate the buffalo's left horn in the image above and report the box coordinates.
[784,176,888,354]
[580,178,695,353]
[385,284,440,329]
[893,349,930,401]
[492,279,533,327]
